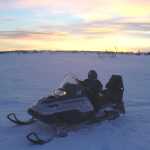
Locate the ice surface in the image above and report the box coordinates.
[0,52,150,149]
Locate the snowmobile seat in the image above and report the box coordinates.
[106,75,124,90]
[103,75,125,113]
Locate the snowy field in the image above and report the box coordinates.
[0,52,150,150]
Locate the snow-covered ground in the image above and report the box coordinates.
[0,52,150,150]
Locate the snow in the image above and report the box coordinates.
[0,52,150,149]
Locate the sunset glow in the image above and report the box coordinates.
[0,0,150,52]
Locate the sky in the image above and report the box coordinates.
[0,0,150,52]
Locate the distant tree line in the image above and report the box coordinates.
[0,50,150,55]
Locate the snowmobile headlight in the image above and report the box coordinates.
[54,89,67,96]
[63,91,67,95]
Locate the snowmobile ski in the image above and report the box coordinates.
[7,113,35,125]
[26,132,53,144]
[26,127,68,144]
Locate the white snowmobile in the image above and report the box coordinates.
[7,74,125,144]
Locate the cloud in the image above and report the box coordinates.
[0,30,70,40]
[0,16,150,40]
[123,22,150,32]
[122,22,150,38]
[1,0,150,24]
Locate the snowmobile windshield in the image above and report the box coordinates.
[49,74,83,97]
[59,74,78,88]
[57,74,83,96]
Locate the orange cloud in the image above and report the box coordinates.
[0,31,70,40]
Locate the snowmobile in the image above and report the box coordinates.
[7,74,125,144]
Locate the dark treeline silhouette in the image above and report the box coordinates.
[0,50,150,55]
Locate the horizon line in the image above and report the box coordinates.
[0,49,150,54]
